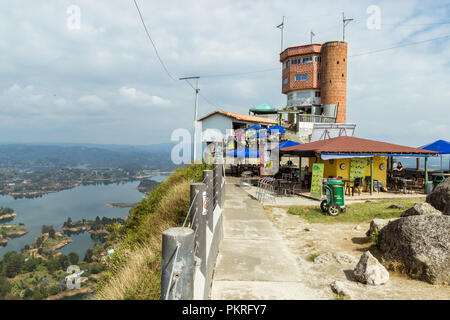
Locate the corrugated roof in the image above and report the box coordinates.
[198,110,278,125]
[281,136,439,155]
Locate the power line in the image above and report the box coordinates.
[382,21,450,26]
[132,0,222,112]
[132,0,176,81]
[350,34,450,57]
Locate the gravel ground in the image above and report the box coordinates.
[265,206,450,300]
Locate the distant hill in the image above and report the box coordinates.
[0,143,177,171]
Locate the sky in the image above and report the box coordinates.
[0,0,449,147]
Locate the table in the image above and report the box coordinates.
[399,178,413,194]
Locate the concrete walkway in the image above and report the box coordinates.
[210,181,327,299]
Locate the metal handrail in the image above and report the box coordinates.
[182,191,199,227]
[164,243,180,300]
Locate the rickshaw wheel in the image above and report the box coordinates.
[320,200,328,213]
[328,203,341,216]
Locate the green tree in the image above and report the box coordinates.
[24,258,40,273]
[0,276,11,299]
[48,227,55,239]
[41,225,51,234]
[46,258,60,274]
[88,262,105,274]
[84,248,93,263]
[23,288,34,300]
[58,254,70,270]
[68,252,79,265]
[49,285,59,296]
[4,252,23,278]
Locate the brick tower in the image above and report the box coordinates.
[279,41,348,124]
[320,41,348,123]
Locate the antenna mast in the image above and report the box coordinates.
[277,16,285,52]
[342,12,353,41]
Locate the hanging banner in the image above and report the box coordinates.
[310,163,324,198]
[350,158,367,181]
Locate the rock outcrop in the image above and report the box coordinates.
[401,202,442,217]
[379,214,450,285]
[353,251,389,285]
[330,280,351,297]
[426,178,450,213]
[366,218,399,237]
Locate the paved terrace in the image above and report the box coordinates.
[210,178,327,299]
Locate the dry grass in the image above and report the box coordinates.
[95,164,209,300]
[95,244,160,300]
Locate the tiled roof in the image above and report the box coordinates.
[281,136,440,155]
[198,111,278,125]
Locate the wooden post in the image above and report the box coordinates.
[424,157,429,193]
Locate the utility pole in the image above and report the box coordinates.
[342,12,354,42]
[179,76,200,163]
[276,16,285,52]
[310,30,315,44]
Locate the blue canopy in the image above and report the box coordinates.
[279,140,301,149]
[268,125,286,134]
[249,132,269,139]
[419,139,450,154]
[226,148,260,158]
[246,125,263,131]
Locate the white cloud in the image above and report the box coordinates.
[0,0,447,144]
[119,86,171,107]
[78,95,107,107]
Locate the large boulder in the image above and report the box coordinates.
[426,178,450,214]
[379,214,450,285]
[444,203,450,216]
[353,251,389,285]
[401,202,442,217]
[366,218,399,237]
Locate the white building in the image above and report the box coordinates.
[198,110,277,143]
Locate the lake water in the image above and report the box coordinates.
[0,174,169,259]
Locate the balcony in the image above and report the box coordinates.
[297,114,335,123]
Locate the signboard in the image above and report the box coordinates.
[310,163,324,198]
[202,191,207,215]
[350,158,367,181]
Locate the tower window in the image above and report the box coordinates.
[295,74,308,81]
[315,91,321,97]
[337,61,339,64]
[302,56,312,63]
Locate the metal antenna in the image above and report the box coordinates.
[179,76,200,163]
[342,12,354,42]
[310,30,315,44]
[277,16,285,52]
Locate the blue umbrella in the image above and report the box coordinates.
[279,140,301,149]
[226,148,260,158]
[268,125,286,134]
[246,125,264,131]
[419,139,450,154]
[419,139,450,173]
